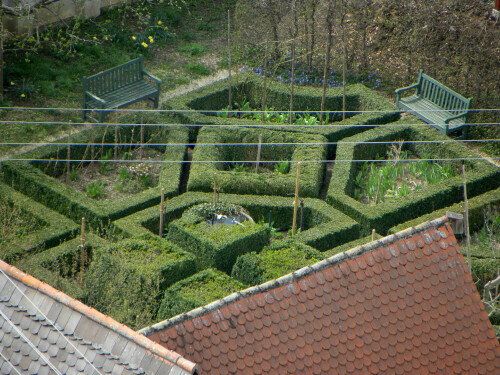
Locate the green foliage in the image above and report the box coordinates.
[354,144,459,205]
[177,43,208,56]
[231,238,324,285]
[0,183,78,263]
[185,62,211,76]
[274,161,290,175]
[167,210,271,273]
[86,236,196,329]
[0,198,45,245]
[187,126,327,198]
[157,268,246,320]
[327,122,500,235]
[87,180,106,199]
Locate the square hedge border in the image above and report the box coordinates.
[388,187,500,259]
[230,238,325,286]
[187,126,327,197]
[162,71,400,146]
[1,115,187,231]
[113,191,360,252]
[0,182,79,263]
[167,214,270,274]
[157,268,247,321]
[326,122,500,235]
[14,234,108,302]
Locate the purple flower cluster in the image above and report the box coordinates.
[241,63,382,90]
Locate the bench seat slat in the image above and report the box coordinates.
[83,56,160,122]
[395,70,470,138]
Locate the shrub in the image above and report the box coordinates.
[187,126,327,198]
[86,236,196,329]
[231,238,325,285]
[157,268,246,320]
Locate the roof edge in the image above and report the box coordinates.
[0,259,199,374]
[140,215,449,337]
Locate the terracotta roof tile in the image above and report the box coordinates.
[142,217,500,374]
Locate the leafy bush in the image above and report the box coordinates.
[231,238,324,285]
[157,268,246,320]
[86,236,196,329]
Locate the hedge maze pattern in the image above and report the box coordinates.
[2,72,499,329]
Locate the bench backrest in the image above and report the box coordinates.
[83,56,144,96]
[416,70,471,114]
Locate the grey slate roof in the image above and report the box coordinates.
[0,259,199,375]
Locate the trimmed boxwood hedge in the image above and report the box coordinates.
[14,234,108,302]
[388,188,500,259]
[167,211,271,273]
[157,268,247,320]
[327,122,500,235]
[0,183,79,263]
[162,71,400,145]
[85,236,197,329]
[187,126,327,197]
[1,114,187,231]
[231,238,325,286]
[113,191,360,252]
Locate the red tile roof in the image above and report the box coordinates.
[142,216,500,374]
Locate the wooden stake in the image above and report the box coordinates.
[140,119,144,159]
[292,162,301,236]
[159,188,165,237]
[90,125,95,165]
[256,134,262,173]
[299,199,304,232]
[462,164,471,274]
[227,9,232,118]
[114,124,118,160]
[79,217,85,287]
[371,229,376,241]
[81,217,86,248]
[261,36,269,121]
[213,173,218,205]
[66,122,71,183]
[289,42,295,125]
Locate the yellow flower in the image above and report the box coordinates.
[10,81,14,86]
[93,36,97,40]
[148,36,154,43]
[142,42,148,48]
[157,20,162,25]
[21,94,25,98]
[132,36,136,40]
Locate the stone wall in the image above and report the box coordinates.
[3,0,135,36]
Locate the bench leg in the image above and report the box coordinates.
[153,94,159,109]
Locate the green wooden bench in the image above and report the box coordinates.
[83,56,161,122]
[395,70,471,138]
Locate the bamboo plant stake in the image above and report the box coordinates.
[227,9,232,118]
[261,36,269,121]
[159,188,165,237]
[462,164,471,274]
[79,217,85,287]
[289,42,295,125]
[66,122,71,183]
[292,162,301,236]
[255,135,262,173]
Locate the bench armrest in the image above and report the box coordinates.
[444,111,468,124]
[143,70,162,89]
[84,91,106,106]
[395,83,419,103]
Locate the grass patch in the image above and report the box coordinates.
[177,42,208,56]
[185,62,211,75]
[0,199,46,245]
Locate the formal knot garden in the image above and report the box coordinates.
[1,72,499,330]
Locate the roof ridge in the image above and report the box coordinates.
[140,215,449,336]
[0,260,199,374]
